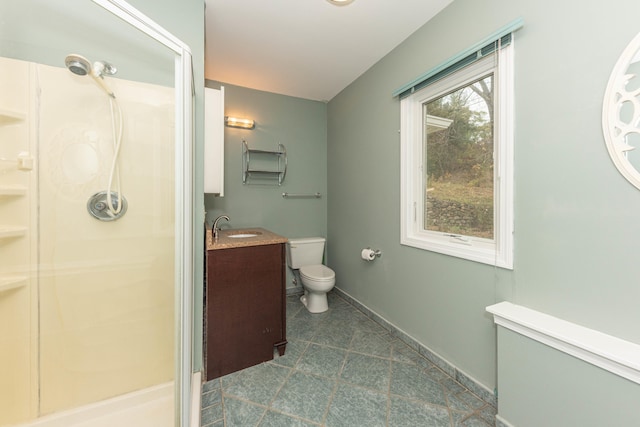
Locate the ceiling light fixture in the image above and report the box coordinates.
[326,0,355,6]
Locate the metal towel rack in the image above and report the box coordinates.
[282,192,322,199]
[242,140,287,186]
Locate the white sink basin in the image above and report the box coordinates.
[228,232,261,238]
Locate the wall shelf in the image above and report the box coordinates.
[0,185,27,197]
[0,226,27,239]
[0,276,27,294]
[242,139,287,185]
[0,108,26,126]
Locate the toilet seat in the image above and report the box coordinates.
[300,264,335,282]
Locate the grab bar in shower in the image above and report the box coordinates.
[282,192,322,199]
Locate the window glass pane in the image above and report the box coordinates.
[423,75,494,239]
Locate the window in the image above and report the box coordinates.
[400,41,514,269]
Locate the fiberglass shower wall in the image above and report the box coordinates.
[0,56,175,424]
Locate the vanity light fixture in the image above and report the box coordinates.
[326,0,355,6]
[224,116,255,129]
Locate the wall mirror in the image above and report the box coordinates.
[603,32,640,190]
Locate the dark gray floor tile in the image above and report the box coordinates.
[424,366,451,382]
[201,387,222,408]
[258,410,320,427]
[327,290,349,307]
[388,396,451,427]
[202,379,221,393]
[440,377,467,395]
[296,343,347,379]
[293,304,332,323]
[287,309,327,341]
[324,307,366,325]
[325,383,388,427]
[455,391,487,410]
[391,340,434,369]
[312,321,356,349]
[270,371,335,423]
[390,361,448,407]
[451,410,473,426]
[223,396,266,427]
[354,315,389,336]
[447,390,477,413]
[206,287,496,426]
[224,363,291,406]
[456,413,492,426]
[477,404,497,425]
[339,352,391,392]
[272,340,309,368]
[349,330,393,358]
[219,368,244,389]
[201,402,223,425]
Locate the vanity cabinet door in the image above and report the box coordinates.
[205,243,286,379]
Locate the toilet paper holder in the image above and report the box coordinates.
[361,247,382,261]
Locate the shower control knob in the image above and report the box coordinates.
[87,191,127,221]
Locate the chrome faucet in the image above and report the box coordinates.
[212,215,230,239]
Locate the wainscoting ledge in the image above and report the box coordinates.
[486,301,640,386]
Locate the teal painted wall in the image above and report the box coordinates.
[497,328,640,426]
[327,0,640,400]
[204,81,328,290]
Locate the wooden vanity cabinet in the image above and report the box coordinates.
[205,243,287,380]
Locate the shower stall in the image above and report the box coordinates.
[0,1,194,426]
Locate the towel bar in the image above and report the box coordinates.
[282,192,321,198]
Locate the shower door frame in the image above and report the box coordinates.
[92,1,194,426]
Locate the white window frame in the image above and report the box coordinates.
[400,43,514,269]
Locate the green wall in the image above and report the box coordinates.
[327,0,640,403]
[497,328,640,426]
[204,81,328,290]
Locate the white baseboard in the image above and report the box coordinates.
[496,414,515,427]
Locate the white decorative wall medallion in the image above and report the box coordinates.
[603,32,640,190]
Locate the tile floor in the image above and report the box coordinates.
[201,291,496,427]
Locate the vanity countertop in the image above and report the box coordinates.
[206,227,288,251]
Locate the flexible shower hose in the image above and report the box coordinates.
[106,95,123,217]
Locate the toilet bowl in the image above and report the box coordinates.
[299,264,335,313]
[286,237,336,313]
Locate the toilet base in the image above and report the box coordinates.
[300,291,328,313]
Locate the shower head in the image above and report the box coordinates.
[65,54,91,76]
[64,54,117,98]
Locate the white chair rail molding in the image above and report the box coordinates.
[486,301,640,384]
[487,301,640,427]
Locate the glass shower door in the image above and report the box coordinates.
[0,0,193,425]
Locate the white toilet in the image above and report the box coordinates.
[286,237,336,313]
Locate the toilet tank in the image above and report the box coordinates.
[286,237,326,269]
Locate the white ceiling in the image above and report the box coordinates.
[204,0,453,102]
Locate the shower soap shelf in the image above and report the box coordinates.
[0,107,26,126]
[0,186,27,197]
[242,139,287,185]
[0,276,27,293]
[0,226,27,239]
